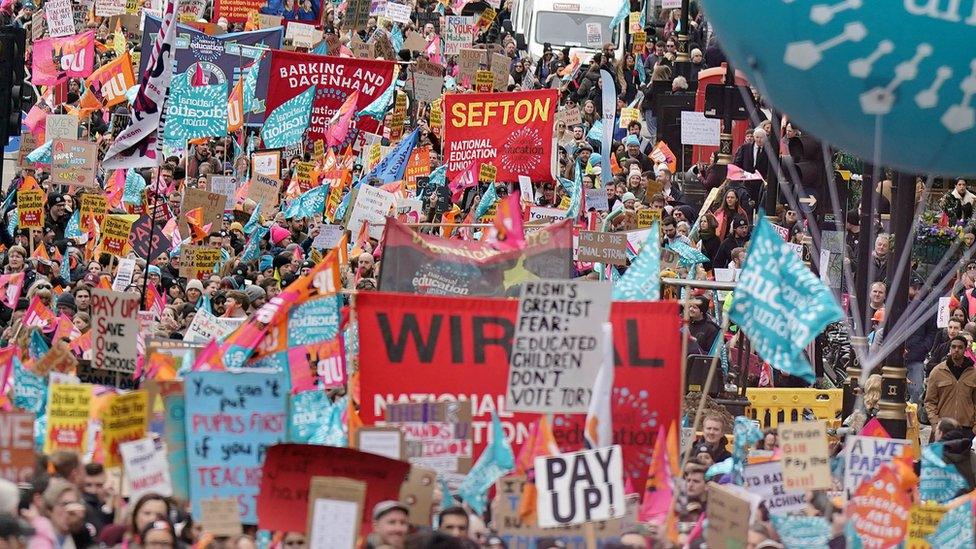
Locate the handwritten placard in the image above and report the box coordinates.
[91,289,140,374]
[680,111,721,146]
[184,371,287,524]
[779,421,832,491]
[507,281,611,413]
[307,477,366,549]
[120,437,173,501]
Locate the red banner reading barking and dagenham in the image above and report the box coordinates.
[266,50,395,142]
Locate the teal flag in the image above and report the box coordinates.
[636,55,646,84]
[613,222,661,300]
[357,74,398,121]
[243,203,263,234]
[430,164,447,187]
[312,41,328,55]
[28,330,50,362]
[667,240,710,267]
[928,501,974,548]
[65,209,82,239]
[243,56,263,114]
[731,416,762,485]
[474,181,498,220]
[241,226,269,262]
[391,25,404,52]
[163,72,228,145]
[123,169,146,206]
[458,411,514,514]
[770,515,830,549]
[13,355,46,415]
[729,217,842,383]
[263,85,315,148]
[26,140,52,164]
[609,0,629,29]
[921,442,969,503]
[283,185,327,219]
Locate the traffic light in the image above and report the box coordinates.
[0,26,26,146]
[787,135,831,215]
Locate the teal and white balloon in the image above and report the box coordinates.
[702,0,976,174]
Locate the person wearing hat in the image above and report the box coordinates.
[185,279,204,307]
[243,285,266,311]
[45,193,72,246]
[602,192,639,232]
[714,215,751,269]
[623,135,653,172]
[56,293,77,318]
[367,500,409,549]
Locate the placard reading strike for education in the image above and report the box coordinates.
[184,371,287,524]
[91,289,140,374]
[507,280,611,413]
[535,446,625,528]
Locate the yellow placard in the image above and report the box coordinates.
[101,390,149,468]
[45,384,93,454]
[637,208,661,228]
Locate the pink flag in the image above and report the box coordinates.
[448,161,478,202]
[326,91,359,148]
[0,272,25,309]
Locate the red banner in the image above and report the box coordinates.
[443,89,557,183]
[266,51,395,141]
[257,444,409,536]
[356,293,682,487]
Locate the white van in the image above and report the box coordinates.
[507,0,626,63]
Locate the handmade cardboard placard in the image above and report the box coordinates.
[355,426,405,460]
[200,497,243,537]
[307,476,366,549]
[397,467,436,526]
[779,421,832,491]
[705,482,752,549]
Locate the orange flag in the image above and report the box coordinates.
[33,243,50,262]
[85,52,136,108]
[228,78,245,133]
[185,207,209,242]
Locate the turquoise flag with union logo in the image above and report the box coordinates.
[729,216,842,383]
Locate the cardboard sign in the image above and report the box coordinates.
[384,0,411,23]
[385,402,473,477]
[556,107,583,128]
[32,341,77,377]
[184,371,288,524]
[207,176,238,210]
[355,427,404,460]
[91,289,140,374]
[51,139,98,188]
[257,445,411,537]
[46,115,79,140]
[779,421,831,491]
[443,16,474,55]
[180,188,225,237]
[179,246,221,280]
[347,185,396,240]
[0,411,34,482]
[706,482,752,549]
[200,497,244,537]
[742,460,807,515]
[496,476,628,546]
[17,188,45,228]
[184,309,245,343]
[490,53,510,92]
[578,231,628,266]
[585,188,609,211]
[251,150,281,180]
[398,467,436,526]
[637,208,661,229]
[120,437,173,501]
[44,383,93,454]
[101,390,149,468]
[458,48,483,83]
[249,175,281,210]
[507,281,612,413]
[307,477,366,549]
[45,0,75,37]
[535,446,625,527]
[681,111,722,147]
[18,132,38,168]
[843,435,912,494]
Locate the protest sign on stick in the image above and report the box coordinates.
[120,438,173,501]
[307,477,366,549]
[0,411,34,483]
[507,280,611,413]
[779,421,832,491]
[91,289,140,374]
[535,446,625,528]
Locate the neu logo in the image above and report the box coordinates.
[703,0,976,175]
